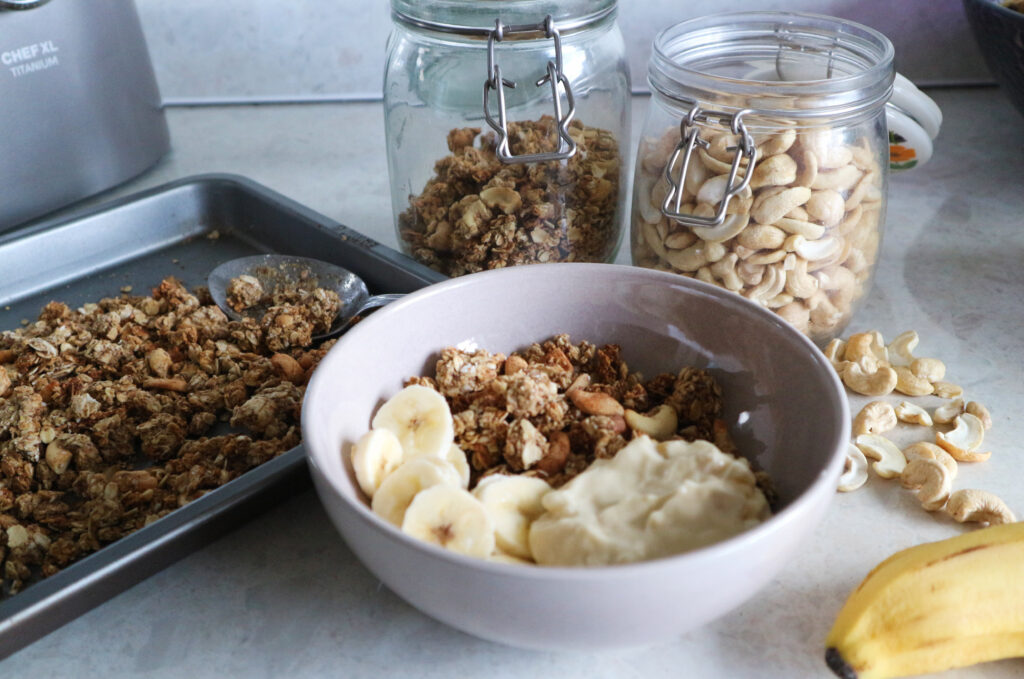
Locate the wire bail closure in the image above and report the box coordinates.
[483,15,577,164]
[662,107,757,226]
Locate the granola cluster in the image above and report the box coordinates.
[398,117,622,276]
[407,335,738,489]
[0,277,333,596]
[226,271,341,350]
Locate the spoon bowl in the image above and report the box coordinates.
[207,254,401,340]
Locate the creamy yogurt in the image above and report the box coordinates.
[529,436,771,566]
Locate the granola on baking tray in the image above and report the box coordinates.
[398,116,622,276]
[0,277,334,597]
[406,334,768,492]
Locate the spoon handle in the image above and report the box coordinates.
[354,293,403,316]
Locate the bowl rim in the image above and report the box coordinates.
[303,263,851,579]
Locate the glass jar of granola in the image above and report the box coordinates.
[631,12,941,343]
[385,0,630,277]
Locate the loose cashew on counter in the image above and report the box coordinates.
[936,413,991,463]
[900,457,953,512]
[855,434,906,479]
[838,443,869,492]
[946,489,1016,525]
[852,401,897,436]
[632,125,884,342]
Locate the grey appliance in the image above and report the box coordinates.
[0,0,170,233]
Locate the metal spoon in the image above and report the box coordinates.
[207,254,402,340]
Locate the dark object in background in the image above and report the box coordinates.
[0,0,170,233]
[963,0,1024,119]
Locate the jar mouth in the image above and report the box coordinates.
[649,11,895,121]
[391,0,616,35]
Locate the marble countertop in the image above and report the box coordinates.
[4,88,1024,678]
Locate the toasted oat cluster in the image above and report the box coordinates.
[398,117,621,276]
[407,334,741,489]
[0,277,333,596]
[225,274,264,312]
[226,271,341,351]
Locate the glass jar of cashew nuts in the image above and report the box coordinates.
[631,13,937,343]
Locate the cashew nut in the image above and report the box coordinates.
[894,401,933,426]
[696,174,752,207]
[822,338,846,367]
[751,186,811,225]
[910,357,946,382]
[886,330,919,367]
[946,489,1016,525]
[698,148,748,176]
[808,291,844,335]
[682,154,709,195]
[708,253,744,291]
[641,221,669,261]
[902,441,958,480]
[746,249,789,266]
[624,404,678,441]
[784,258,820,299]
[843,332,888,365]
[837,443,869,492]
[736,260,765,286]
[664,230,698,251]
[794,236,840,262]
[794,148,818,188]
[894,366,934,397]
[966,401,993,430]
[749,153,798,189]
[706,133,742,163]
[805,189,846,227]
[568,389,624,417]
[737,223,786,251]
[692,213,750,243]
[811,164,862,192]
[45,441,73,475]
[900,458,952,511]
[855,434,906,479]
[775,301,810,333]
[665,243,708,272]
[744,263,786,305]
[758,128,797,156]
[935,413,990,462]
[933,397,965,425]
[932,381,964,399]
[775,217,826,240]
[852,401,897,436]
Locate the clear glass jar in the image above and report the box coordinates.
[631,12,895,344]
[385,0,630,277]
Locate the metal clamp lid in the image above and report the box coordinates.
[662,106,757,226]
[483,15,576,164]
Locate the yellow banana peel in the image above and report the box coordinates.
[825,522,1024,679]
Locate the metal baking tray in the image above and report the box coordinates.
[0,174,444,658]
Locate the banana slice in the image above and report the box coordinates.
[472,474,552,560]
[371,457,461,526]
[488,551,536,566]
[401,485,496,558]
[350,428,405,498]
[371,384,454,460]
[446,444,471,489]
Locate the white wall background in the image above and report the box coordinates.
[135,0,991,105]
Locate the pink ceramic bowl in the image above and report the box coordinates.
[302,263,848,651]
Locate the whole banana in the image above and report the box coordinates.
[825,522,1024,679]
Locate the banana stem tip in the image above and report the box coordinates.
[825,647,857,679]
